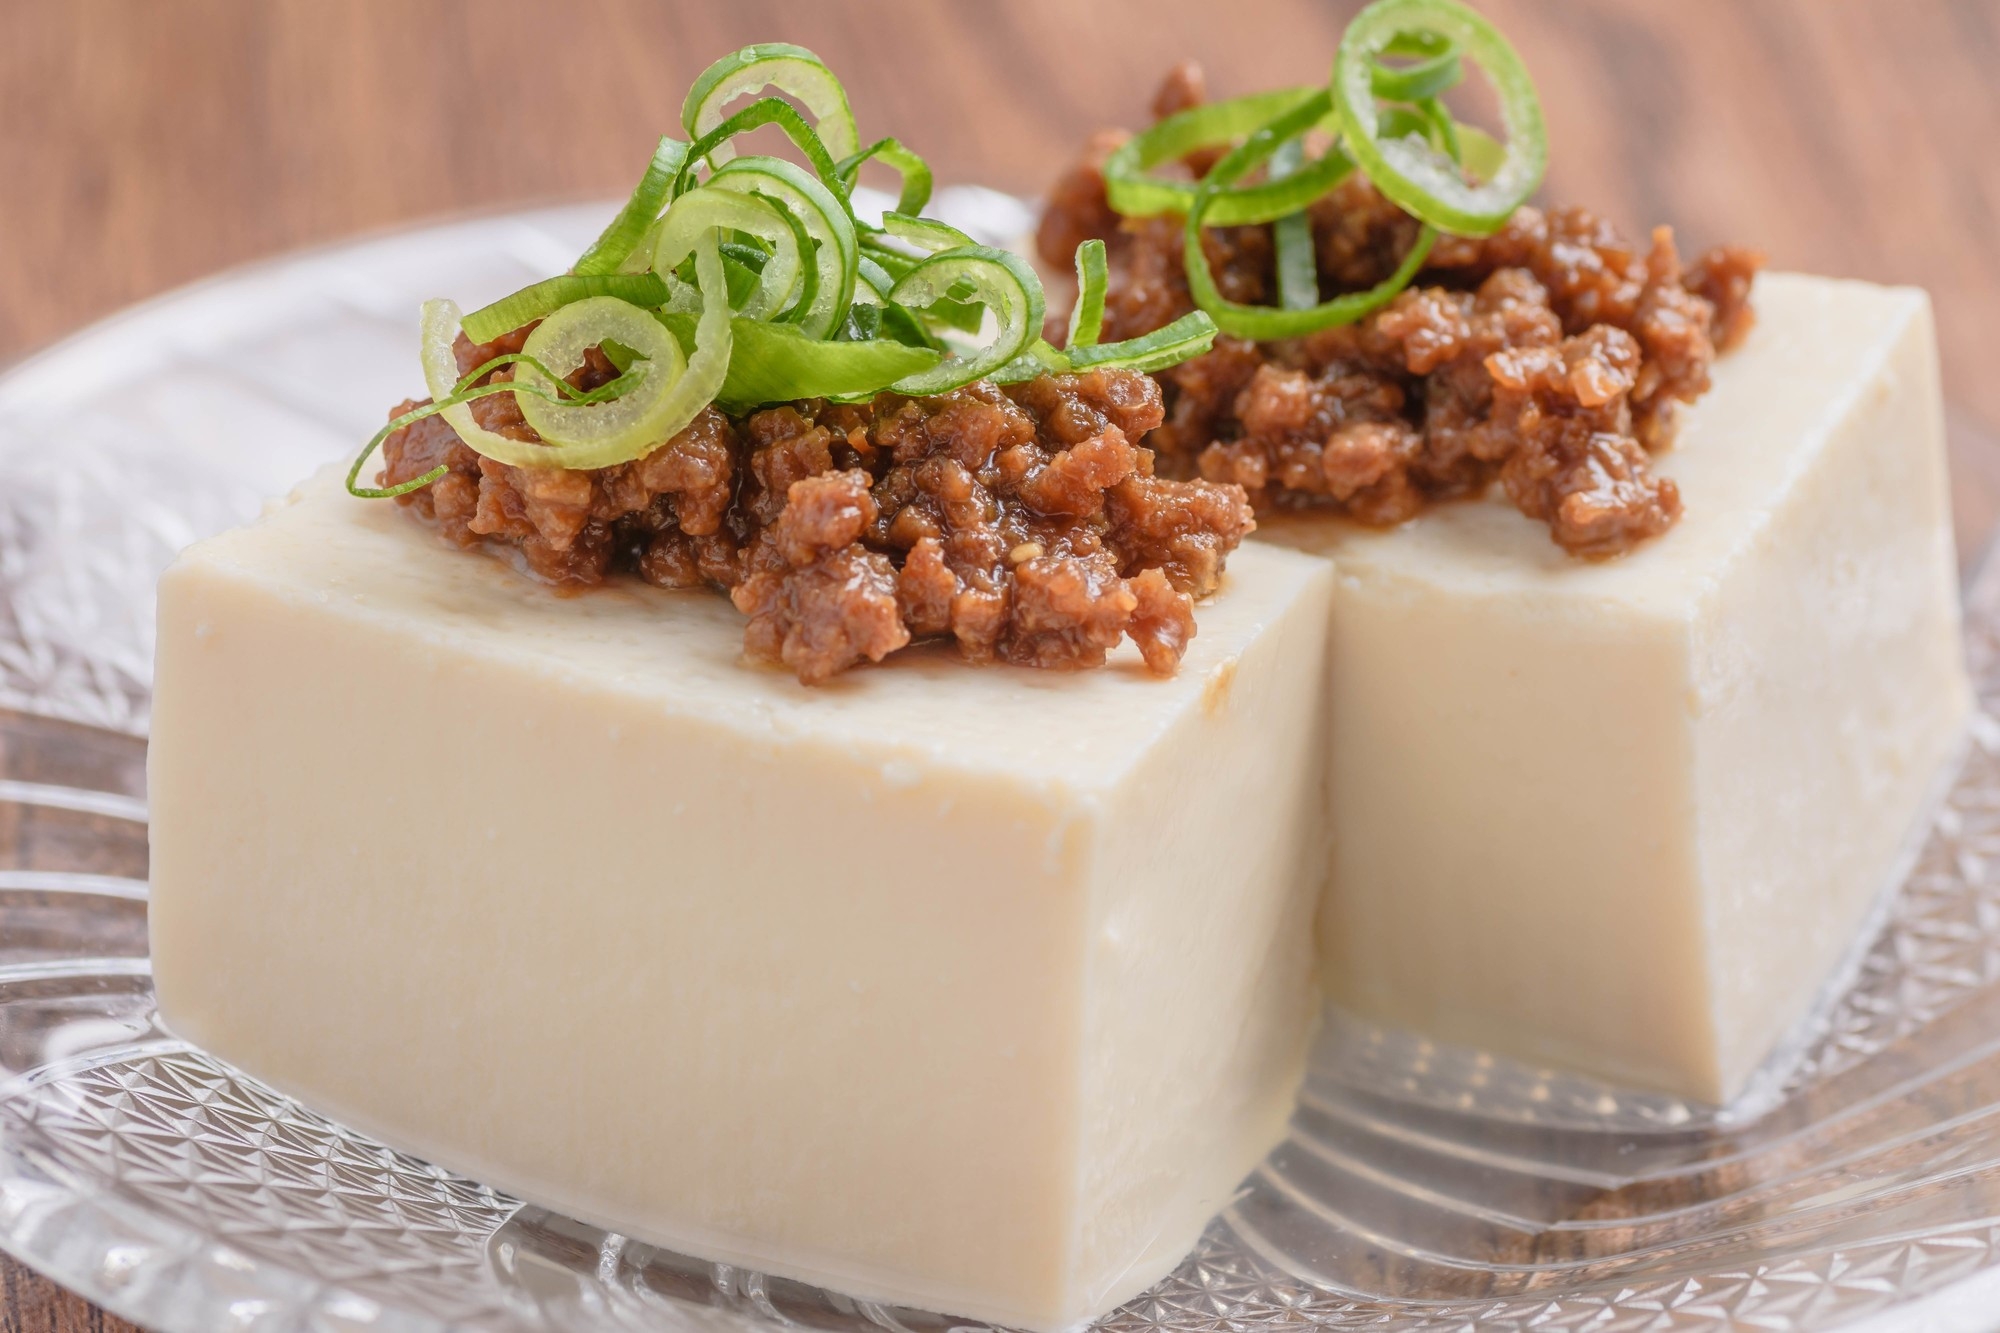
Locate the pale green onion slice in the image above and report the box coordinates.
[1333,0,1547,236]
[573,136,689,276]
[886,245,1043,396]
[650,186,801,323]
[753,192,818,325]
[682,44,860,170]
[1103,87,1354,226]
[707,155,857,340]
[418,298,571,469]
[854,254,898,301]
[988,339,1072,386]
[1185,93,1436,338]
[1068,311,1218,373]
[675,98,849,208]
[993,310,1220,384]
[461,273,668,345]
[878,211,976,254]
[512,296,690,463]
[837,138,933,217]
[348,349,647,496]
[1370,29,1464,102]
[1066,238,1108,349]
[1268,140,1321,312]
[714,318,940,411]
[867,215,987,335]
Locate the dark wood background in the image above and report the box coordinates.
[3,1,1997,1326]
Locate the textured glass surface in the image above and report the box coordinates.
[1,199,1998,1333]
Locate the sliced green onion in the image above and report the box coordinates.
[349,403,450,498]
[992,309,1219,384]
[451,351,642,397]
[1333,0,1546,236]
[574,137,689,276]
[1065,238,1108,349]
[461,274,668,346]
[763,194,821,327]
[615,218,667,276]
[1416,97,1462,163]
[866,215,988,335]
[857,238,917,282]
[651,186,801,323]
[854,254,898,300]
[847,257,947,350]
[1370,29,1463,102]
[989,339,1072,385]
[417,299,570,469]
[676,97,846,205]
[707,155,857,340]
[1185,94,1436,338]
[712,318,941,411]
[838,138,933,217]
[834,302,881,341]
[1268,140,1320,312]
[886,246,1044,396]
[877,212,977,254]
[683,44,861,171]
[713,240,773,308]
[710,248,768,309]
[1068,310,1218,373]
[347,353,649,498]
[666,231,739,436]
[861,233,984,336]
[508,238,732,471]
[1102,87,1355,226]
[1104,87,1313,218]
[513,297,689,461]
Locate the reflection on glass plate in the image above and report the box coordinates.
[3,198,2000,1332]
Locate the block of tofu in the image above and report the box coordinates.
[146,468,1334,1331]
[1258,273,1970,1105]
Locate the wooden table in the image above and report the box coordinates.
[2,2,1995,1327]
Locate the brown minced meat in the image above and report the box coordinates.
[1038,61,1766,559]
[379,329,1253,685]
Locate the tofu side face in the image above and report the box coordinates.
[1258,273,1971,1103]
[145,474,1334,1330]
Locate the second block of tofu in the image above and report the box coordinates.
[1260,273,1970,1105]
[146,470,1334,1331]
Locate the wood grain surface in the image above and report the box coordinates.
[2,2,1997,1327]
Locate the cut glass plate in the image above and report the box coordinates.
[2,196,2000,1333]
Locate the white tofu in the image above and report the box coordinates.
[146,470,1335,1331]
[1258,273,1971,1104]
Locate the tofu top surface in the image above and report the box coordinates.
[1258,273,1933,614]
[171,466,1332,792]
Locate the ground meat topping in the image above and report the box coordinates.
[1038,63,1765,559]
[379,363,1253,683]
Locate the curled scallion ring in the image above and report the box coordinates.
[1184,93,1436,338]
[1333,0,1546,236]
[707,156,858,340]
[650,185,803,323]
[837,138,934,217]
[682,43,861,170]
[886,245,1044,396]
[572,137,689,277]
[461,274,669,346]
[1066,238,1109,349]
[1102,87,1356,225]
[512,297,689,462]
[1369,29,1464,103]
